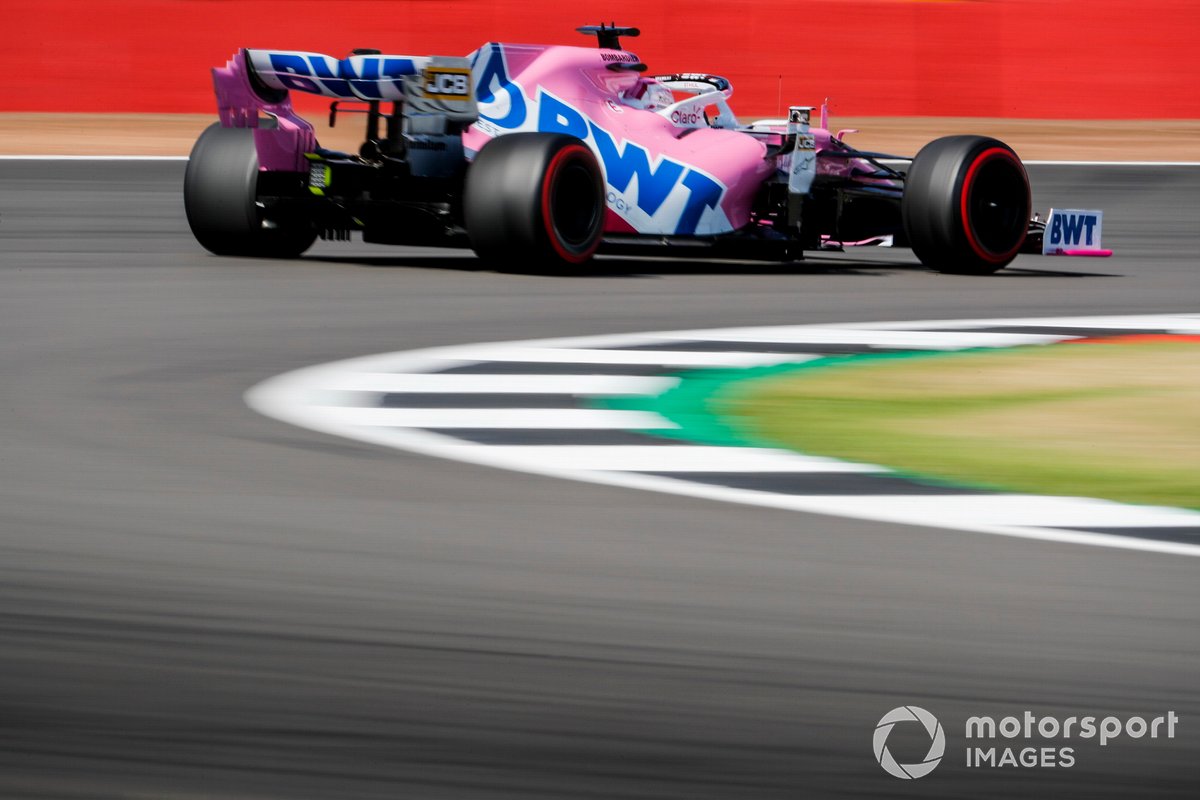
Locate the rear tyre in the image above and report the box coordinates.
[184,123,315,258]
[902,135,1030,274]
[464,133,604,271]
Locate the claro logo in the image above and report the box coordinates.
[670,109,703,125]
[873,706,946,780]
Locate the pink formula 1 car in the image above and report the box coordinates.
[184,25,1104,274]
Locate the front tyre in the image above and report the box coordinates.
[184,123,315,258]
[463,133,604,271]
[902,135,1030,275]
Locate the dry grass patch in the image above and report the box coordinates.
[724,343,1200,508]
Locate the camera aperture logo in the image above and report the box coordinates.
[874,706,1180,778]
[873,706,945,779]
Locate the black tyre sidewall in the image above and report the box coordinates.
[184,123,314,258]
[464,133,604,270]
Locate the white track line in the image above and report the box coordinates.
[769,494,1200,529]
[646,329,1067,348]
[309,407,675,429]
[3,156,1199,166]
[845,314,1200,332]
[324,373,679,395]
[0,155,189,161]
[447,345,815,367]
[445,445,885,473]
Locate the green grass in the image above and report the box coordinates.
[720,342,1200,509]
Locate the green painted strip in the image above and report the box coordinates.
[594,349,994,449]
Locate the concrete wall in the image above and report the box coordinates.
[8,1,1198,118]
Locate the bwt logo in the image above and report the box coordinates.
[263,52,417,99]
[1047,211,1099,246]
[874,706,945,779]
[471,45,726,235]
[535,93,725,235]
[472,44,527,129]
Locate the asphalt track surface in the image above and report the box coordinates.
[1,160,1198,798]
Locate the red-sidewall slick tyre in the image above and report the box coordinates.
[463,133,605,271]
[902,135,1031,275]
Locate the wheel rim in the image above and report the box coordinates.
[960,148,1029,263]
[542,146,601,262]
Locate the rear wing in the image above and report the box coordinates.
[245,49,475,114]
[211,48,476,171]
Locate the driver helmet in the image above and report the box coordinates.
[622,79,674,111]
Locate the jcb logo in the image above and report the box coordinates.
[423,69,471,99]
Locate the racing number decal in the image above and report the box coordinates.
[422,68,471,100]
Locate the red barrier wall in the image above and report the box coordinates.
[6,1,1199,118]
